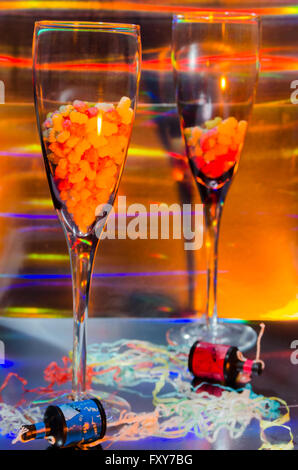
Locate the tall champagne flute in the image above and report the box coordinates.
[33,21,141,408]
[169,12,260,350]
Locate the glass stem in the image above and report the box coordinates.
[67,233,99,399]
[204,199,223,331]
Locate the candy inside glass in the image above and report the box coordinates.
[32,21,141,422]
[168,12,260,351]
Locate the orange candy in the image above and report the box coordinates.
[42,97,133,232]
[184,116,248,179]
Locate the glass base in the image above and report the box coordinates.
[167,321,257,352]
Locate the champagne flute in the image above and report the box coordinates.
[168,12,260,350]
[32,21,141,413]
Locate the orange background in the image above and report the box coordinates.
[0,0,296,321]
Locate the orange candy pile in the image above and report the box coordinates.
[184,117,247,179]
[42,97,133,233]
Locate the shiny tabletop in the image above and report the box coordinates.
[0,318,297,450]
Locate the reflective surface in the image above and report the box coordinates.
[0,318,297,450]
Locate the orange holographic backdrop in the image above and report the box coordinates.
[0,1,296,14]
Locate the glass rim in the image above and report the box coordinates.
[173,11,260,24]
[34,20,140,33]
